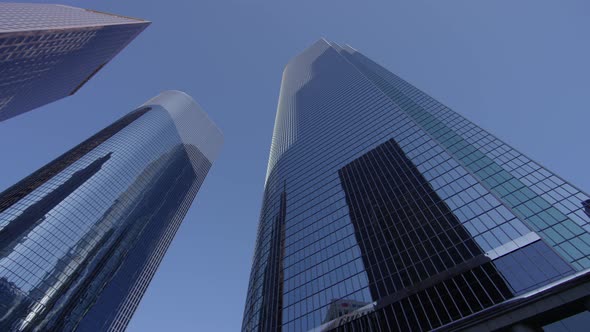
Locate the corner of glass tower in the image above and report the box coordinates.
[243,39,590,332]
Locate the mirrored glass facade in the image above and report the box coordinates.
[0,3,149,121]
[242,39,590,332]
[0,91,223,331]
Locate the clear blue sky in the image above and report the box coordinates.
[1,1,589,331]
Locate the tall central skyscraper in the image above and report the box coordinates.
[0,91,223,331]
[242,39,590,332]
[0,3,149,121]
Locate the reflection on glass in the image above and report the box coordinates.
[339,138,492,298]
[323,298,370,322]
[0,91,222,332]
[0,153,112,257]
[258,192,287,332]
[243,39,590,332]
[337,138,514,330]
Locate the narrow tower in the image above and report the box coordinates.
[0,91,223,331]
[242,39,590,332]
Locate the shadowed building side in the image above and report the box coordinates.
[338,139,516,316]
[258,191,287,332]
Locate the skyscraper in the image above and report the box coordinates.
[0,3,149,121]
[0,91,223,331]
[242,39,590,332]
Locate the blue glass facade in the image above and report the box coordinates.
[242,39,590,331]
[0,3,149,121]
[0,91,223,331]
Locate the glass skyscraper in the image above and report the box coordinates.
[0,91,223,331]
[242,39,590,332]
[0,3,149,122]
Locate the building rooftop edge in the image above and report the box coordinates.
[141,90,223,164]
[0,3,150,34]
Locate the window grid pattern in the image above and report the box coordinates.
[0,104,218,331]
[340,48,590,270]
[0,3,148,121]
[328,263,512,332]
[242,39,589,332]
[338,138,496,299]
